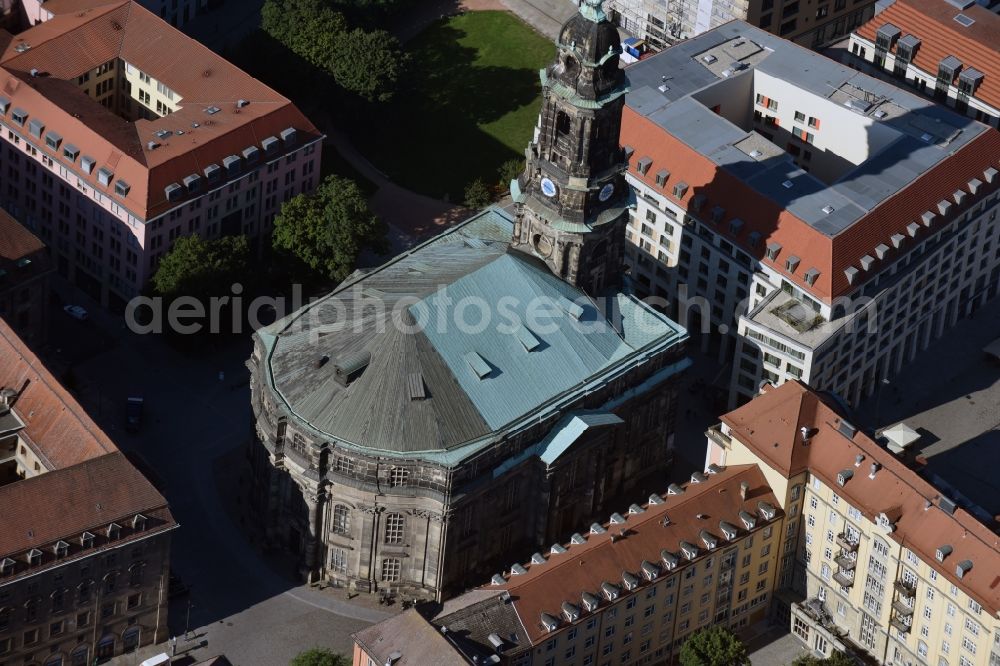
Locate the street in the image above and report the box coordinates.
[45,282,390,666]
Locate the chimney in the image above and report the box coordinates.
[869,462,881,479]
[740,481,749,500]
[854,454,864,467]
[800,426,812,442]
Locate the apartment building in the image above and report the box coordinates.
[844,0,999,129]
[0,318,178,665]
[352,465,785,665]
[0,0,322,309]
[608,0,874,51]
[619,21,1000,408]
[0,208,51,346]
[706,380,1000,666]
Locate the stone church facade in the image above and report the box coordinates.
[247,0,690,601]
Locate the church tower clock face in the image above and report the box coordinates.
[540,178,558,198]
[508,0,630,296]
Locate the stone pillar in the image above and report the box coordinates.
[302,491,320,582]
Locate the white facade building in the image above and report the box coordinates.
[619,21,1000,408]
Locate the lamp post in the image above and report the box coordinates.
[874,377,891,432]
[184,596,194,641]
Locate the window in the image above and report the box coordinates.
[332,505,350,536]
[384,513,404,544]
[380,558,401,582]
[389,467,408,488]
[330,548,347,573]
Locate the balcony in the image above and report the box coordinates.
[836,533,858,552]
[889,616,912,633]
[892,600,914,617]
[834,552,857,571]
[833,569,855,587]
[893,579,916,598]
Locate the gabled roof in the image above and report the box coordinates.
[854,0,1000,111]
[0,207,50,288]
[0,451,173,559]
[722,381,1000,615]
[0,0,320,220]
[0,317,115,468]
[478,465,779,645]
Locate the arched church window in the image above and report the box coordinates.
[562,55,579,78]
[556,111,571,135]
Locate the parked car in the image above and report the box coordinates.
[62,304,88,321]
[126,397,144,432]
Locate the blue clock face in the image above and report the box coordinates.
[599,182,615,202]
[541,178,557,197]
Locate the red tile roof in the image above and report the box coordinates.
[0,1,321,220]
[622,106,836,298]
[621,106,1000,301]
[0,450,174,566]
[483,464,781,645]
[0,207,44,262]
[854,0,1000,112]
[722,381,1000,615]
[0,317,116,468]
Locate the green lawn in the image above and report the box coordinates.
[358,11,555,200]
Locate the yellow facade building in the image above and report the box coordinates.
[707,380,1000,666]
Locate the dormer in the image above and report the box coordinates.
[875,512,896,533]
[491,573,506,585]
[53,540,69,558]
[0,557,13,575]
[661,550,679,570]
[590,522,607,535]
[955,560,973,579]
[679,541,699,560]
[622,571,640,591]
[531,552,546,565]
[757,501,776,520]
[691,471,707,484]
[667,483,683,496]
[739,510,756,530]
[582,591,600,612]
[935,545,953,562]
[700,530,718,550]
[601,581,620,601]
[837,469,854,486]
[107,523,121,540]
[27,548,42,566]
[540,612,560,632]
[719,521,739,540]
[80,531,95,549]
[641,560,659,581]
[562,601,581,622]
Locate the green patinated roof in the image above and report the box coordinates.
[259,207,687,466]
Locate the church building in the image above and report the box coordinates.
[246,0,690,600]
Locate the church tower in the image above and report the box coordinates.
[510,0,631,296]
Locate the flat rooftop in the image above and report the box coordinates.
[854,295,1000,525]
[624,21,987,236]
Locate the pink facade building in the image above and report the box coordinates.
[0,0,322,308]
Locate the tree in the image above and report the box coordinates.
[330,28,406,102]
[464,178,493,209]
[272,175,385,283]
[792,651,855,666]
[497,158,523,193]
[290,648,348,666]
[679,627,750,666]
[151,234,251,298]
[261,0,404,102]
[261,0,346,70]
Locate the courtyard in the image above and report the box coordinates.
[358,11,555,200]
